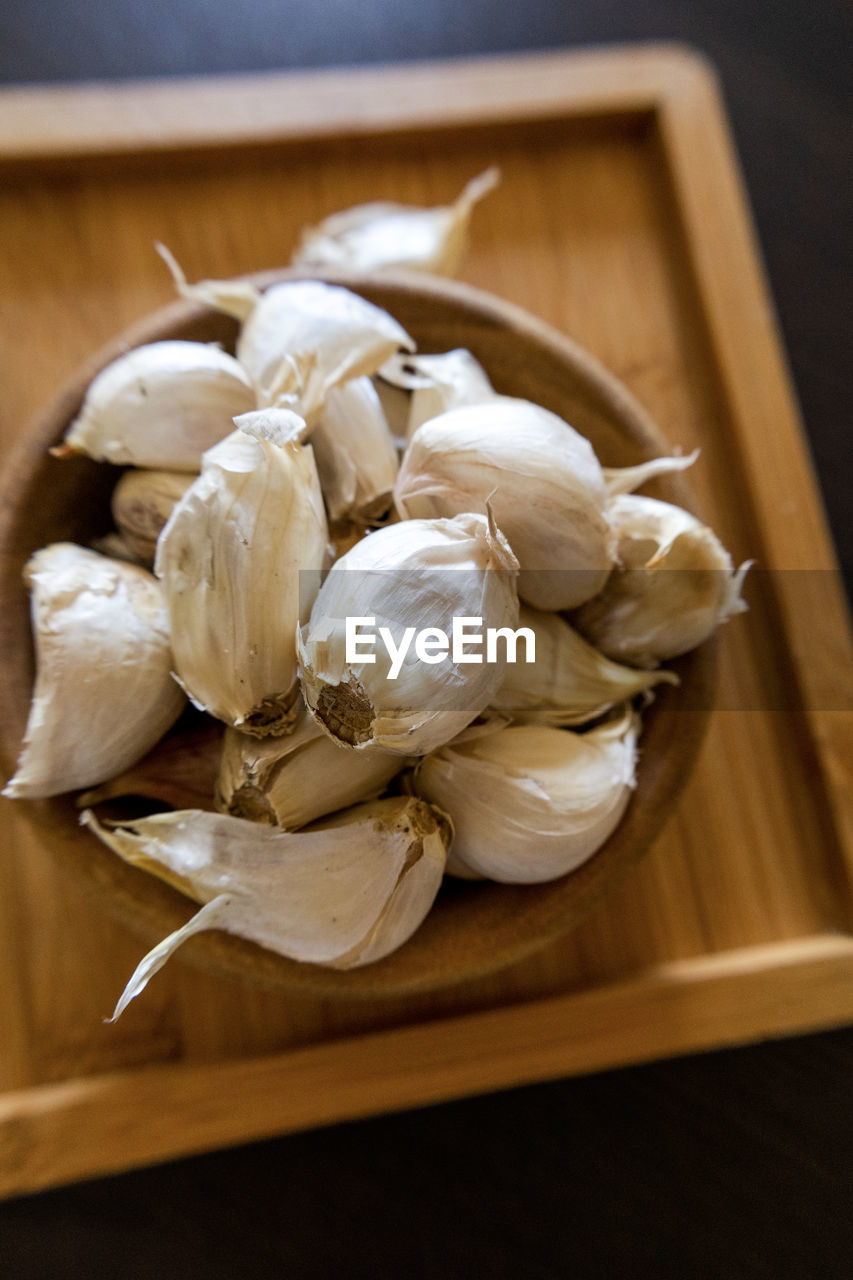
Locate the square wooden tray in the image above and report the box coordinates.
[1,44,851,1199]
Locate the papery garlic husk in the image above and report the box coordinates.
[571,494,750,667]
[61,341,256,469]
[415,712,638,883]
[290,168,500,276]
[3,544,185,799]
[236,280,414,420]
[155,242,261,321]
[603,448,700,498]
[217,706,410,827]
[83,795,452,1016]
[380,348,496,441]
[297,511,520,756]
[155,409,329,736]
[310,376,399,523]
[111,468,196,566]
[490,604,678,725]
[394,398,614,610]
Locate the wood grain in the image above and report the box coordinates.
[2,933,852,1199]
[0,45,677,167]
[0,45,850,1195]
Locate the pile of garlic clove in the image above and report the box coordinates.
[2,171,751,1016]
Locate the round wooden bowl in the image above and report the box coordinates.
[0,270,715,1000]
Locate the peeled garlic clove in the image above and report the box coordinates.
[310,376,399,523]
[155,408,328,736]
[291,168,500,276]
[490,604,678,725]
[83,795,451,1016]
[3,544,185,799]
[603,448,700,498]
[61,341,257,470]
[111,468,196,566]
[217,707,409,827]
[381,348,496,441]
[236,280,414,420]
[415,713,638,883]
[394,398,614,610]
[572,494,750,667]
[297,510,520,756]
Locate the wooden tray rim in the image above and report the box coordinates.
[1,43,852,1199]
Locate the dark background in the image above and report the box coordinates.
[0,2,851,1277]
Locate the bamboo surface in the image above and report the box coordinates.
[0,45,851,1198]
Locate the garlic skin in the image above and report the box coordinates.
[291,168,500,276]
[111,469,196,566]
[381,348,496,441]
[236,280,414,419]
[394,398,614,610]
[415,713,638,884]
[62,341,256,470]
[82,796,452,1016]
[3,544,185,799]
[603,449,700,498]
[155,242,261,321]
[490,604,678,726]
[217,706,409,828]
[572,495,750,667]
[297,511,520,756]
[155,409,329,736]
[310,376,399,523]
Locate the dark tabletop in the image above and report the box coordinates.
[0,3,851,1278]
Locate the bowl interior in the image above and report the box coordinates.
[0,270,715,1000]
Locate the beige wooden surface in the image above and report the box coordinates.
[0,45,851,1198]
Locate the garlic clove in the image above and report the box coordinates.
[82,795,451,1017]
[490,604,678,725]
[236,280,415,421]
[61,341,257,470]
[380,348,496,441]
[415,712,638,883]
[394,398,615,610]
[216,705,409,828]
[309,376,399,523]
[2,544,185,799]
[111,468,196,567]
[297,510,520,756]
[371,373,412,448]
[290,168,500,276]
[572,494,750,667]
[155,408,329,736]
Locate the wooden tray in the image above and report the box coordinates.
[1,44,851,1199]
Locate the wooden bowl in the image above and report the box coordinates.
[0,270,715,1000]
